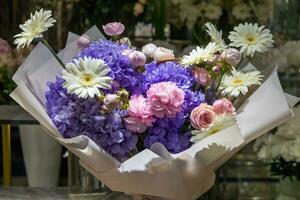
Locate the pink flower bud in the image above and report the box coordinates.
[142,43,157,57]
[128,50,147,68]
[190,104,214,130]
[220,48,241,66]
[213,98,236,115]
[153,47,175,62]
[119,37,131,46]
[192,68,211,86]
[212,66,220,73]
[103,22,125,36]
[76,34,90,49]
[103,94,120,111]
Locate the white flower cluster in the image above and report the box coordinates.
[254,106,300,162]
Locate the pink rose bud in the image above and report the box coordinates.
[128,50,147,68]
[119,37,131,46]
[212,66,220,73]
[220,48,241,66]
[193,68,211,86]
[76,34,90,49]
[190,103,214,130]
[153,47,175,62]
[213,98,236,115]
[103,94,120,111]
[142,43,157,57]
[103,22,125,36]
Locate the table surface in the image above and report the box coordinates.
[0,187,133,200]
[0,105,38,125]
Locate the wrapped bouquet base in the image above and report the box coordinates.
[10,24,299,200]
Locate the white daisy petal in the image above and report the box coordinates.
[14,9,56,50]
[219,68,263,97]
[228,23,273,57]
[62,57,112,99]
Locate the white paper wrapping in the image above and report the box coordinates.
[10,26,299,200]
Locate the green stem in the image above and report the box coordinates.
[41,38,65,68]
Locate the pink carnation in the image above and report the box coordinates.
[213,98,236,115]
[190,103,214,129]
[146,82,185,118]
[124,95,156,133]
[102,22,125,36]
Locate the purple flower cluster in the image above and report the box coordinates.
[45,77,137,161]
[75,40,143,94]
[142,61,194,92]
[144,112,191,153]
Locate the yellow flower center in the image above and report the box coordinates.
[232,78,243,86]
[245,35,257,44]
[81,74,93,86]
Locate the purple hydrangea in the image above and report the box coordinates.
[144,112,191,153]
[142,61,195,92]
[183,89,205,114]
[45,77,137,161]
[75,40,143,94]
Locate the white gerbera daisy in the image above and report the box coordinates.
[219,68,263,97]
[62,57,112,99]
[14,9,56,50]
[204,22,226,50]
[181,42,219,66]
[228,23,273,57]
[191,114,236,143]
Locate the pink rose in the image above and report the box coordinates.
[128,50,147,68]
[103,22,125,36]
[213,98,236,115]
[76,34,90,49]
[124,95,156,133]
[0,38,11,54]
[190,104,214,129]
[192,68,211,85]
[220,48,241,66]
[146,82,185,118]
[153,47,175,62]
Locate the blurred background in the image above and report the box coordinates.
[0,0,300,199]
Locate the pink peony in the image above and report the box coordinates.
[128,50,147,68]
[102,22,125,36]
[146,82,185,118]
[76,34,90,49]
[220,48,241,66]
[190,104,214,129]
[192,68,211,86]
[213,98,236,115]
[0,38,11,54]
[124,95,156,133]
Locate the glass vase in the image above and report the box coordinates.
[68,152,109,200]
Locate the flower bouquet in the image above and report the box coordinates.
[10,9,299,200]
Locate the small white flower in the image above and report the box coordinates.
[62,57,112,99]
[229,23,273,57]
[181,42,219,66]
[232,3,252,20]
[204,22,226,50]
[191,114,236,143]
[204,4,222,20]
[220,68,263,97]
[14,9,56,50]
